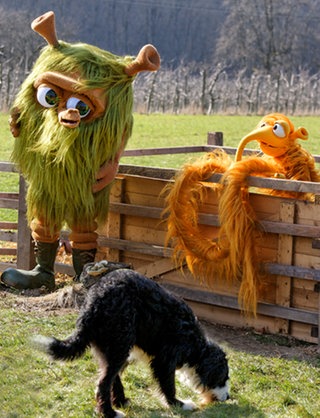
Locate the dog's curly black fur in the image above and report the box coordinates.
[34,264,230,418]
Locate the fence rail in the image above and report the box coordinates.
[1,133,319,345]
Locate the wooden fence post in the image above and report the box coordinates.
[17,175,35,270]
[207,131,223,146]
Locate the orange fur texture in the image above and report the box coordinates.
[165,114,320,315]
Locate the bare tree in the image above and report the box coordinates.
[214,0,320,75]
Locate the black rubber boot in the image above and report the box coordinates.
[1,241,59,291]
[72,248,97,281]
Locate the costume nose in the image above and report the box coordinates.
[58,108,81,128]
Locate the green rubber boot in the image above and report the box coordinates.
[72,248,97,281]
[1,241,59,290]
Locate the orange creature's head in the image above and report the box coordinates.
[235,113,308,161]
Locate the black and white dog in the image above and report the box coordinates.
[34,262,230,418]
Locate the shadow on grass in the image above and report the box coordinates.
[120,400,266,418]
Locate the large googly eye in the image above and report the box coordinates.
[66,97,91,118]
[37,87,59,108]
[273,123,286,138]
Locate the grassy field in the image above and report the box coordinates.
[1,112,320,417]
[1,294,319,418]
[1,112,320,165]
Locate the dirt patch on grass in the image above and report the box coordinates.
[202,320,319,363]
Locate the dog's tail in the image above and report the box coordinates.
[32,331,89,361]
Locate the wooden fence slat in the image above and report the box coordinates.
[0,162,18,172]
[0,248,16,256]
[0,198,19,210]
[265,263,320,281]
[108,202,320,239]
[0,193,19,199]
[0,222,18,229]
[123,145,208,156]
[275,201,295,334]
[161,283,318,325]
[97,236,172,257]
[0,230,17,242]
[16,176,35,270]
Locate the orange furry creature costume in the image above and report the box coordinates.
[165,113,320,314]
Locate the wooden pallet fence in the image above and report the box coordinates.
[1,132,320,345]
[98,162,320,345]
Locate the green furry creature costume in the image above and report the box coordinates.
[1,11,160,290]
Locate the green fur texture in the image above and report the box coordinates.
[11,41,135,230]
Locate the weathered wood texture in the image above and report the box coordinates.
[1,139,320,344]
[96,164,320,344]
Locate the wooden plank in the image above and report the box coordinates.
[16,176,35,270]
[161,283,318,325]
[0,230,17,242]
[54,262,74,276]
[122,145,320,164]
[207,172,320,193]
[0,248,16,255]
[123,145,208,156]
[101,177,125,262]
[136,258,176,278]
[318,278,320,346]
[290,322,318,344]
[264,263,320,281]
[207,131,223,146]
[109,201,320,239]
[275,201,295,334]
[0,222,18,229]
[162,283,318,325]
[97,236,171,257]
[0,261,17,271]
[295,199,320,223]
[294,252,320,270]
[198,212,320,238]
[0,162,17,172]
[109,202,162,219]
[118,164,176,180]
[0,198,19,210]
[294,236,320,258]
[291,283,318,311]
[0,193,19,199]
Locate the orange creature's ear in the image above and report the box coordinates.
[290,127,308,141]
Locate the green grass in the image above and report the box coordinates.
[1,112,320,164]
[1,112,320,416]
[0,297,319,418]
[2,112,320,221]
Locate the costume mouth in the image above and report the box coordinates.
[60,118,80,128]
[58,109,81,128]
[260,141,277,149]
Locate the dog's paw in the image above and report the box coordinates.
[114,410,126,418]
[181,399,197,411]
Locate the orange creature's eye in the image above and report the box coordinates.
[272,123,286,138]
[37,86,59,108]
